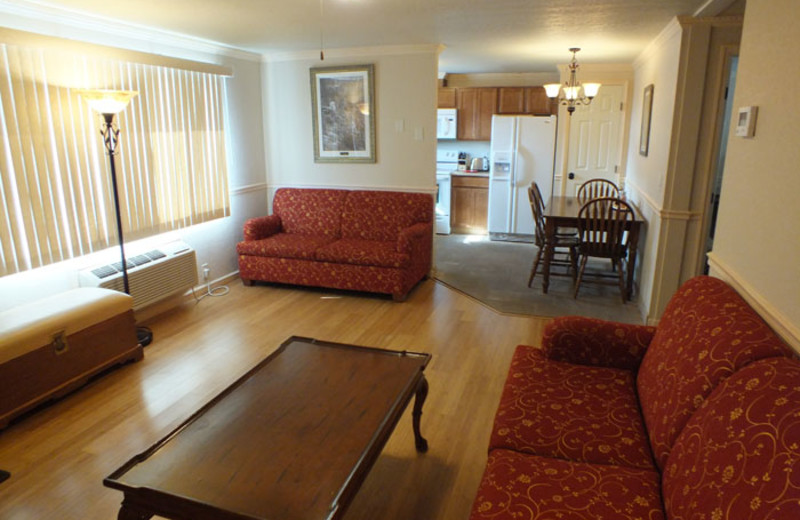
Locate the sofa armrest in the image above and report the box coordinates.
[542,316,657,371]
[242,215,282,241]
[397,222,432,254]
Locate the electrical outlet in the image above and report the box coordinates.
[201,263,210,282]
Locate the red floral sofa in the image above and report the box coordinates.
[470,276,800,519]
[237,188,433,301]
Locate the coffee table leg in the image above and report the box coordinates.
[118,504,153,520]
[412,376,429,453]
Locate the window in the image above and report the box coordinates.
[0,42,230,276]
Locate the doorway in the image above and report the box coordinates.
[703,55,738,273]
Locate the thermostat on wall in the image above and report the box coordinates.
[735,106,758,137]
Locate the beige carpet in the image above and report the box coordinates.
[433,234,644,324]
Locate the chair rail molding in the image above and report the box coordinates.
[707,252,800,354]
[231,183,268,196]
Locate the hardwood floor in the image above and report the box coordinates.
[0,279,549,519]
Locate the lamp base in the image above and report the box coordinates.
[137,326,153,347]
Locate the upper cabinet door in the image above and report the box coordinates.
[457,88,498,141]
[438,87,456,108]
[524,87,555,115]
[497,87,525,114]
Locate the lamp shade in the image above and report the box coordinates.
[582,83,601,98]
[543,83,561,98]
[78,89,138,115]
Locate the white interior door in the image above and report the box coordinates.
[565,85,624,196]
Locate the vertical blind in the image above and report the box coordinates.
[0,42,229,277]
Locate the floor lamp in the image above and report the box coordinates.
[79,89,153,347]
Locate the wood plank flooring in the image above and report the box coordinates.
[0,279,549,519]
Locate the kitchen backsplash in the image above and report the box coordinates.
[437,140,490,163]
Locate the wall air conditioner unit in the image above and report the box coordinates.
[79,241,198,311]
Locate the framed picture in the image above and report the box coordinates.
[639,84,654,156]
[310,64,376,163]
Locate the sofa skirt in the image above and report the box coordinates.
[238,255,426,301]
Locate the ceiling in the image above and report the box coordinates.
[9,0,743,73]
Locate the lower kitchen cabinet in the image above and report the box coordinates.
[450,175,489,234]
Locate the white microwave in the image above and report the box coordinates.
[437,109,457,139]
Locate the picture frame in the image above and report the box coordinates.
[639,84,654,156]
[310,64,376,163]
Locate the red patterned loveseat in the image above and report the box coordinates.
[471,276,800,519]
[237,188,433,301]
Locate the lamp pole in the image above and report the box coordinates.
[99,111,130,295]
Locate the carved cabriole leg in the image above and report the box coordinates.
[412,376,429,453]
[118,504,153,520]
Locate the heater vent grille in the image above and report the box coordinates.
[79,242,198,311]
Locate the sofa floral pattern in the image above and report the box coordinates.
[237,188,433,300]
[471,276,799,520]
[490,346,655,469]
[471,449,664,520]
[663,357,800,519]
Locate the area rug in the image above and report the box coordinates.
[433,234,644,324]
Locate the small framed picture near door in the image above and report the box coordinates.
[639,84,654,156]
[310,64,376,163]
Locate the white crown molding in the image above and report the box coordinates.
[264,44,441,64]
[0,0,261,63]
[633,17,683,69]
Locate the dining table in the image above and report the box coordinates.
[542,196,643,300]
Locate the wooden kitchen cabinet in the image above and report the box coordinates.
[497,87,555,115]
[450,175,489,234]
[456,88,497,141]
[524,87,556,115]
[438,87,456,108]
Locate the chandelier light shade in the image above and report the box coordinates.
[544,48,601,115]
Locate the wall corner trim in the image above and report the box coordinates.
[707,252,800,354]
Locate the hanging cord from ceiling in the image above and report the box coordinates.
[320,0,325,60]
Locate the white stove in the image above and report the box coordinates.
[435,150,458,235]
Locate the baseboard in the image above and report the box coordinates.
[707,253,800,354]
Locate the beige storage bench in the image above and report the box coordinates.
[0,287,142,429]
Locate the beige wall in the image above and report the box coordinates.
[624,20,683,322]
[263,48,438,201]
[709,0,800,350]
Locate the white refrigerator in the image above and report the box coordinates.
[488,115,557,240]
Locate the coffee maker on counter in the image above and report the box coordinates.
[457,152,467,171]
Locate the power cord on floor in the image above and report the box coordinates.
[191,279,230,302]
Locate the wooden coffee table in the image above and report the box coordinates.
[104,336,431,520]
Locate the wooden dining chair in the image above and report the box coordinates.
[573,197,634,302]
[527,186,579,288]
[577,178,619,203]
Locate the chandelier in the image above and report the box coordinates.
[544,48,601,116]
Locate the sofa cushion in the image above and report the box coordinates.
[236,234,336,260]
[662,357,800,519]
[341,191,432,242]
[470,449,664,520]
[490,345,654,469]
[314,239,410,268]
[273,188,348,237]
[637,276,793,470]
